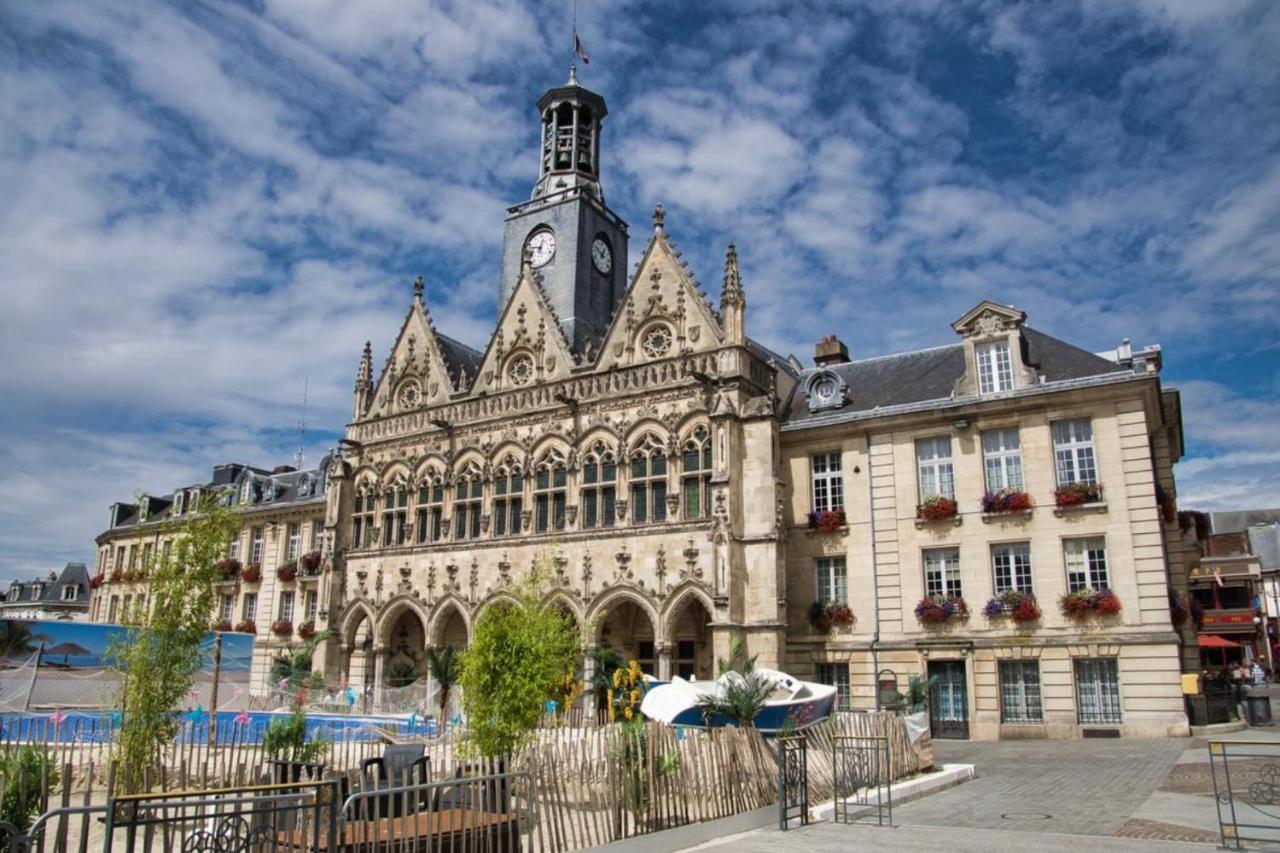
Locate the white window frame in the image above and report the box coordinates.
[1052,418,1098,486]
[999,660,1043,723]
[992,542,1033,594]
[250,527,264,564]
[286,523,301,561]
[221,595,234,622]
[924,547,962,598]
[982,428,1024,491]
[811,452,844,513]
[305,590,318,622]
[976,341,1013,394]
[916,437,955,500]
[816,662,851,711]
[61,584,77,602]
[815,556,848,605]
[279,590,295,623]
[243,592,257,623]
[1065,537,1109,592]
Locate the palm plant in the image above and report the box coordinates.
[696,637,774,728]
[424,644,461,718]
[0,622,46,661]
[587,647,625,712]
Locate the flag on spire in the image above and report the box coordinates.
[574,33,590,64]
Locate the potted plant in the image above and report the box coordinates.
[240,563,261,583]
[918,495,959,522]
[983,590,1041,624]
[1059,588,1122,619]
[235,620,257,635]
[277,561,298,582]
[109,569,123,583]
[271,619,293,637]
[807,508,847,532]
[216,558,242,579]
[808,601,855,631]
[915,594,969,624]
[1054,482,1104,508]
[297,620,316,640]
[300,551,323,575]
[981,488,1034,515]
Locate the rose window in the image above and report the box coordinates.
[507,354,535,386]
[398,382,421,409]
[641,325,673,359]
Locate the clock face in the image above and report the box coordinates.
[592,237,613,274]
[526,229,556,267]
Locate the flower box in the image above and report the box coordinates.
[239,563,262,583]
[983,591,1041,624]
[300,551,323,575]
[297,620,316,640]
[277,562,298,582]
[917,495,959,523]
[1060,588,1122,619]
[90,575,105,590]
[212,619,233,632]
[807,601,854,631]
[271,619,293,637]
[915,595,969,624]
[981,488,1034,515]
[216,558,242,579]
[109,570,123,583]
[1054,482,1104,508]
[807,508,847,533]
[235,620,257,635]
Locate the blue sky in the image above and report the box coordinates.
[1,0,1277,582]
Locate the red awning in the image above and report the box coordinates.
[1198,634,1242,649]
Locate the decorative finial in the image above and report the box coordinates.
[653,204,665,234]
[568,62,579,86]
[721,242,744,307]
[413,275,424,301]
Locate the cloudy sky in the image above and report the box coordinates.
[1,0,1277,582]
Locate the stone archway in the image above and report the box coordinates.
[432,602,470,650]
[594,597,658,676]
[382,606,428,688]
[342,607,375,698]
[667,594,714,681]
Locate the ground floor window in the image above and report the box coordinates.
[675,640,697,680]
[816,662,851,710]
[999,660,1043,723]
[1074,657,1122,724]
[636,640,656,677]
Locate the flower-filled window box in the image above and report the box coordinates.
[807,508,847,533]
[276,562,298,582]
[1054,482,1103,508]
[109,569,123,584]
[300,551,323,575]
[983,590,1041,624]
[271,619,293,637]
[235,620,257,635]
[212,619,233,633]
[807,601,855,632]
[981,488,1033,519]
[915,595,969,625]
[1059,588,1122,619]
[239,563,262,583]
[917,495,960,525]
[297,620,316,640]
[216,558,242,580]
[90,575,105,590]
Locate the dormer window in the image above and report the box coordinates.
[30,584,42,601]
[976,341,1013,394]
[173,492,183,514]
[803,369,848,413]
[188,490,200,513]
[62,584,78,601]
[240,479,254,505]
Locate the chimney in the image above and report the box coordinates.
[814,335,850,366]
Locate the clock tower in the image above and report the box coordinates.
[499,68,629,355]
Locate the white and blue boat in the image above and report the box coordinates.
[639,668,837,734]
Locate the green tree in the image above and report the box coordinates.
[0,746,59,832]
[424,644,461,718]
[459,558,581,757]
[110,496,239,792]
[269,630,332,697]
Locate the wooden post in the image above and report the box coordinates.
[208,633,223,747]
[24,643,44,711]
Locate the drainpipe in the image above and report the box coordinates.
[867,432,881,710]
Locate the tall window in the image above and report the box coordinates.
[416,478,444,543]
[62,584,78,602]
[630,435,668,524]
[108,596,119,622]
[141,542,153,569]
[1052,419,1097,485]
[161,540,172,563]
[286,523,301,561]
[976,341,1013,393]
[226,536,239,561]
[682,426,713,519]
[916,437,954,500]
[999,661,1043,723]
[992,542,1033,594]
[352,492,376,548]
[250,527,264,564]
[304,590,318,622]
[581,443,617,529]
[220,595,234,623]
[982,428,1023,491]
[453,470,484,541]
[1065,537,1109,591]
[115,547,125,570]
[309,519,322,550]
[128,545,138,569]
[278,590,295,623]
[243,592,257,623]
[1074,658,1122,724]
[811,451,843,512]
[816,556,848,605]
[534,453,568,533]
[382,487,408,546]
[816,662,851,711]
[493,460,524,537]
[924,547,962,598]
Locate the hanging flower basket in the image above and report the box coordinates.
[271,619,293,637]
[297,620,316,640]
[1060,589,1122,619]
[807,508,847,533]
[300,551,323,574]
[277,562,298,582]
[983,590,1041,624]
[918,495,958,522]
[981,488,1034,515]
[216,558,242,579]
[239,563,262,583]
[1054,482,1104,508]
[808,601,854,631]
[235,620,257,635]
[90,575,105,590]
[915,595,969,624]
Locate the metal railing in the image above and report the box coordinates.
[776,736,808,831]
[1209,739,1280,848]
[832,735,892,827]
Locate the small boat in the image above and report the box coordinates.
[639,668,837,734]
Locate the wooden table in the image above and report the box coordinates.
[280,808,520,852]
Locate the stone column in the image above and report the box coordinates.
[372,647,387,710]
[656,642,673,681]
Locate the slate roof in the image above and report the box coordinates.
[437,333,483,384]
[2,563,91,608]
[781,326,1137,428]
[1211,509,1280,535]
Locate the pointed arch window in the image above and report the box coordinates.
[681,426,713,519]
[630,435,668,524]
[352,488,376,549]
[416,474,445,544]
[494,458,524,537]
[382,485,408,546]
[453,466,484,541]
[581,442,617,529]
[534,450,568,533]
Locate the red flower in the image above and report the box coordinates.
[918,496,959,522]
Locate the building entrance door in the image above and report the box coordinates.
[928,660,969,739]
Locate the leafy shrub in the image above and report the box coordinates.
[0,747,58,832]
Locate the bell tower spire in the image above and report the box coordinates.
[531,75,607,202]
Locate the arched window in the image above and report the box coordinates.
[630,434,667,524]
[581,442,617,529]
[416,472,445,543]
[382,484,408,546]
[534,450,568,533]
[352,485,376,549]
[682,426,713,519]
[453,465,483,541]
[494,457,524,537]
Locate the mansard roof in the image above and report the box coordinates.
[3,562,91,607]
[780,326,1136,429]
